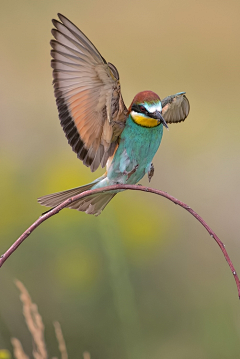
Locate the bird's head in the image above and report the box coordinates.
[129,91,168,129]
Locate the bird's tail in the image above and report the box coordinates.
[38,178,116,216]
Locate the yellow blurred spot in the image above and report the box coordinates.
[40,153,93,193]
[106,192,171,263]
[54,247,102,289]
[0,350,11,359]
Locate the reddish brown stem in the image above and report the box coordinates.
[1,185,239,298]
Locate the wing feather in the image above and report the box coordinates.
[51,14,128,171]
[162,92,190,124]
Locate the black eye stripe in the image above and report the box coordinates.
[131,104,149,115]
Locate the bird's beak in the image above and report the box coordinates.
[153,111,168,129]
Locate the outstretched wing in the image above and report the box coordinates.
[161,92,190,124]
[51,14,128,172]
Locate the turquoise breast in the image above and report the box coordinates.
[107,115,163,184]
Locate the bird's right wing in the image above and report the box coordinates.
[161,92,190,124]
[51,14,128,172]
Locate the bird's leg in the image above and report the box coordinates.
[123,164,139,180]
[148,163,154,182]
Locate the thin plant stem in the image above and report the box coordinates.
[0,184,239,298]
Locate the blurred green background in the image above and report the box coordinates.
[1,0,240,358]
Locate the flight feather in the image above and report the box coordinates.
[162,92,190,124]
[51,14,128,172]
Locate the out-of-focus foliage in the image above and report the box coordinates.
[0,1,240,358]
[0,350,11,359]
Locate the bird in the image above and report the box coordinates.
[38,13,190,216]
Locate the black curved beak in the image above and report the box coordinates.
[152,111,168,129]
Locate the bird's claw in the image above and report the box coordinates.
[148,163,154,182]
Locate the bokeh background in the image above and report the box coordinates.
[1,0,240,358]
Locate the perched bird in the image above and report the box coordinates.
[38,14,190,216]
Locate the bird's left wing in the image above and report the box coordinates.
[51,14,128,172]
[161,92,190,124]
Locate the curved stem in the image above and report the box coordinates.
[1,184,239,298]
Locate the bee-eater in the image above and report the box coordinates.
[38,14,190,216]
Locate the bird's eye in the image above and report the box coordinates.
[140,105,146,112]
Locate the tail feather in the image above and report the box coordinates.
[38,182,94,207]
[69,193,116,215]
[38,179,116,216]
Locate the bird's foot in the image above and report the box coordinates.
[123,164,139,180]
[148,163,154,182]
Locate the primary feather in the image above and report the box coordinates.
[161,92,190,123]
[51,13,128,172]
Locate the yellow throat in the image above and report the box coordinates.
[130,111,160,128]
